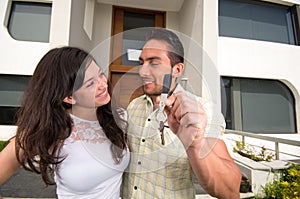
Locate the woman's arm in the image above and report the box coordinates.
[0,138,21,185]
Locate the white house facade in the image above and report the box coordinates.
[1,0,300,149]
[0,0,300,195]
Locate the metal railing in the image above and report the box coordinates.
[224,129,300,160]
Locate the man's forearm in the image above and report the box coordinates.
[186,138,241,199]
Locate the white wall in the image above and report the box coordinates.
[0,0,72,137]
[166,12,180,31]
[69,0,94,52]
[93,3,112,48]
[218,37,300,132]
[177,0,222,109]
[0,0,49,75]
[218,38,300,87]
[49,0,72,48]
[0,0,73,75]
[0,126,17,141]
[1,0,299,137]
[89,2,112,73]
[178,0,204,98]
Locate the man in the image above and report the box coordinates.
[122,29,241,199]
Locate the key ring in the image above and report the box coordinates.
[156,73,172,145]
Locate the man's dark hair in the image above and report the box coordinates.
[146,28,184,66]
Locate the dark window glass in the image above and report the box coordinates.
[0,75,30,125]
[221,77,296,133]
[122,12,155,66]
[8,1,52,42]
[219,0,295,45]
[221,78,233,129]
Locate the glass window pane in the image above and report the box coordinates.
[8,1,52,42]
[240,79,296,133]
[0,107,19,125]
[0,75,30,125]
[221,77,233,129]
[122,12,155,66]
[219,0,253,39]
[219,0,295,44]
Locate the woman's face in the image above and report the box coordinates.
[73,60,110,109]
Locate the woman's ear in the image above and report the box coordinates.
[172,63,184,78]
[63,96,76,105]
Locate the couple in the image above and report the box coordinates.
[0,28,241,199]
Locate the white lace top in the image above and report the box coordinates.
[54,114,129,199]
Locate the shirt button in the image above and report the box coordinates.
[147,118,151,122]
[134,186,138,190]
[141,138,146,142]
[138,161,141,165]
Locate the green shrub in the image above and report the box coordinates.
[256,163,300,199]
[233,140,274,162]
[0,140,9,152]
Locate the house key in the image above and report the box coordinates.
[157,73,172,145]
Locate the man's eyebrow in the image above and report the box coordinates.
[139,56,161,62]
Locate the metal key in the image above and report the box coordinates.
[159,121,165,145]
[157,74,172,145]
[156,73,172,121]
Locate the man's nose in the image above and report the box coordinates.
[139,63,150,76]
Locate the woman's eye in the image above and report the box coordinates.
[86,81,94,88]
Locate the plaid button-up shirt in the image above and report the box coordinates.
[122,85,225,199]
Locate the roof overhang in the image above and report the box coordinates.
[97,0,184,11]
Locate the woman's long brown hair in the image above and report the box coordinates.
[15,47,127,185]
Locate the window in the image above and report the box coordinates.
[0,75,31,125]
[221,77,296,133]
[219,0,299,45]
[8,1,52,42]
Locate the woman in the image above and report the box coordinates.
[0,47,129,198]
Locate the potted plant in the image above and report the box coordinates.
[254,163,300,199]
[240,173,250,193]
[233,140,274,162]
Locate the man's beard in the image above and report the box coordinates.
[143,86,162,97]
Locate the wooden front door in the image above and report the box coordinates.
[109,6,165,108]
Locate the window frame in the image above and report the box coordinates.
[0,74,31,125]
[218,0,300,45]
[221,77,297,134]
[6,0,52,43]
[291,4,300,45]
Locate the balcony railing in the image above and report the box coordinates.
[224,129,300,160]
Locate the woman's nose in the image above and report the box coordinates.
[97,76,108,88]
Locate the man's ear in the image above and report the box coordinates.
[172,63,184,78]
[63,96,76,105]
